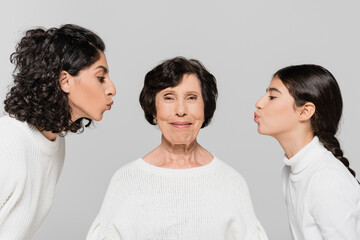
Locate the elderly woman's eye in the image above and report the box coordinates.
[164,95,174,100]
[188,95,197,100]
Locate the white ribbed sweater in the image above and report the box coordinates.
[87,157,268,240]
[282,136,360,240]
[0,115,65,240]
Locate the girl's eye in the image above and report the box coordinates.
[97,77,105,83]
[269,96,276,100]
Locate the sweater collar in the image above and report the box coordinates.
[283,136,327,174]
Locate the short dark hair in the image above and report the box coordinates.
[139,56,218,128]
[4,24,105,135]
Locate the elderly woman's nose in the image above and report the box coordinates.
[176,100,187,117]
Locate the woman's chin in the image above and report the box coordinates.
[165,137,196,146]
[93,116,103,122]
[257,127,271,136]
[90,112,104,122]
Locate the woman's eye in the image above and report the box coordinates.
[97,77,105,83]
[164,96,174,100]
[188,95,197,100]
[269,96,276,100]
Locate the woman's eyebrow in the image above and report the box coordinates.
[94,65,108,74]
[186,91,200,95]
[162,90,175,94]
[266,87,282,94]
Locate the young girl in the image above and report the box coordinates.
[254,64,360,240]
[0,24,116,239]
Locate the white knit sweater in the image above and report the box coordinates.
[282,136,360,240]
[0,115,65,240]
[87,157,268,240]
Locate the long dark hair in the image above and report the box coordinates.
[275,64,357,180]
[4,24,105,135]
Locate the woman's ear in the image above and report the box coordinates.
[59,70,71,93]
[299,102,316,121]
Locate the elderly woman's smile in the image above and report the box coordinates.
[169,121,192,129]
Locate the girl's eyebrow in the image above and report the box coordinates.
[266,87,282,94]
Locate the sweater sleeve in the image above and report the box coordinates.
[86,173,123,240]
[0,136,26,235]
[86,217,107,240]
[307,170,359,240]
[229,174,269,240]
[242,179,268,240]
[0,148,17,223]
[251,221,268,240]
[87,217,123,240]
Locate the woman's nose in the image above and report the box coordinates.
[106,77,116,96]
[176,100,187,117]
[255,95,265,109]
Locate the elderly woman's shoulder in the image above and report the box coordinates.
[214,157,250,186]
[107,158,147,185]
[111,158,141,173]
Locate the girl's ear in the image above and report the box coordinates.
[59,70,71,93]
[299,102,316,121]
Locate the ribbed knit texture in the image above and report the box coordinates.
[282,136,360,240]
[87,157,267,240]
[0,115,65,240]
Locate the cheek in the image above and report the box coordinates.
[80,82,105,103]
[190,103,205,121]
[70,80,107,117]
[156,104,173,120]
[261,104,298,132]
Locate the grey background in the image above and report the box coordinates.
[1,0,359,239]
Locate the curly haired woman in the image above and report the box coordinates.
[0,24,116,239]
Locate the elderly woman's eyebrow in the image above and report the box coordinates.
[186,91,200,95]
[266,87,282,94]
[161,90,175,94]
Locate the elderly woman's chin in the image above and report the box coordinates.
[161,129,199,144]
[165,136,196,145]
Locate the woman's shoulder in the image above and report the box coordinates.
[307,161,360,203]
[0,115,30,155]
[0,114,23,130]
[108,159,144,182]
[0,115,32,140]
[312,151,358,184]
[213,157,249,186]
[0,117,28,183]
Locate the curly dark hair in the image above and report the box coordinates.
[4,24,105,135]
[275,64,358,182]
[139,56,218,128]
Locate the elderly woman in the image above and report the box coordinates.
[87,57,267,240]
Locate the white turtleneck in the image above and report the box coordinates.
[87,157,268,240]
[0,115,65,240]
[282,136,360,240]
